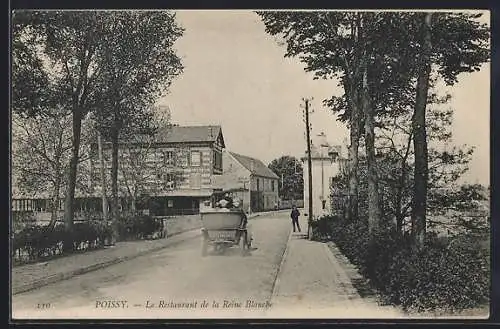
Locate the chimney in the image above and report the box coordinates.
[250,160,255,172]
[208,127,213,138]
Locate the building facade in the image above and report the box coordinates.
[90,125,225,216]
[213,150,279,213]
[302,142,348,219]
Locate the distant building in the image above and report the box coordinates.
[302,139,348,219]
[11,168,97,226]
[213,150,279,213]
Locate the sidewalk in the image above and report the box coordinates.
[268,216,405,319]
[12,228,202,296]
[11,210,279,296]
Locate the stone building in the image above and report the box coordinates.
[213,150,280,213]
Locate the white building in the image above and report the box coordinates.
[302,134,348,219]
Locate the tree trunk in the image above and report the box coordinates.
[395,185,404,234]
[347,125,360,221]
[361,65,381,235]
[62,109,82,251]
[345,83,360,221]
[97,133,109,220]
[396,133,413,236]
[131,195,137,213]
[110,126,120,244]
[412,13,433,250]
[49,178,60,228]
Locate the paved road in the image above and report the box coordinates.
[12,212,292,319]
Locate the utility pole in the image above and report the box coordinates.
[292,159,298,205]
[302,98,314,240]
[97,133,109,221]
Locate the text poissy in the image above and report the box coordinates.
[95,300,128,309]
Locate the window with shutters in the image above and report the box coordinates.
[213,150,222,171]
[164,151,175,166]
[164,173,177,190]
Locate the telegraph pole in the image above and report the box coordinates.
[302,98,314,240]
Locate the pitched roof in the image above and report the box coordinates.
[156,125,225,146]
[229,152,279,179]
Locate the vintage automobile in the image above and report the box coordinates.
[200,190,251,257]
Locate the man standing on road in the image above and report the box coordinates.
[290,205,301,233]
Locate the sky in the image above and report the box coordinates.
[159,10,490,186]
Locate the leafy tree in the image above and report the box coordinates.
[11,11,54,117]
[258,12,361,223]
[390,12,489,248]
[12,11,106,248]
[258,12,409,232]
[268,155,303,200]
[375,79,448,233]
[373,78,479,239]
[258,11,489,245]
[427,184,489,236]
[89,11,184,241]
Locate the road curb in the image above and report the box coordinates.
[269,227,293,301]
[325,241,407,316]
[323,242,360,298]
[12,230,201,296]
[248,209,289,219]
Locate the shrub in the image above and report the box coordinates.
[327,215,489,312]
[116,213,164,241]
[310,216,335,241]
[12,219,114,264]
[12,224,64,261]
[12,212,37,233]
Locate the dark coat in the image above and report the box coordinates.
[290,208,300,220]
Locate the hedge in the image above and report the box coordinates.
[11,220,112,264]
[116,213,165,241]
[12,213,165,265]
[312,215,490,312]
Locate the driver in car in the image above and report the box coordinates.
[217,193,234,209]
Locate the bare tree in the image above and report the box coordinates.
[12,110,94,227]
